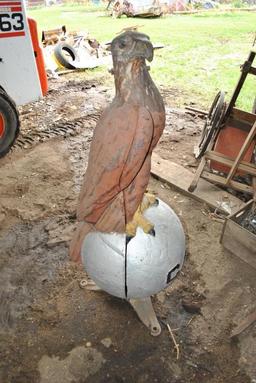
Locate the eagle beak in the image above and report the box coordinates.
[143,40,154,62]
[135,39,154,62]
[145,41,154,62]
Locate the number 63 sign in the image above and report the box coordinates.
[0,1,25,37]
[0,13,24,31]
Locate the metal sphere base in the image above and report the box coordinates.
[129,297,161,336]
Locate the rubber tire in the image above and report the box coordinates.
[54,42,78,70]
[0,89,20,158]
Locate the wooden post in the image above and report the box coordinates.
[226,121,256,185]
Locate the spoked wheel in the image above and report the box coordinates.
[195,91,226,159]
[0,90,20,158]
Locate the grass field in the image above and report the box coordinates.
[29,5,256,110]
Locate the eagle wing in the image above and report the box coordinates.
[77,103,154,224]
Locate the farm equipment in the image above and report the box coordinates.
[107,0,162,18]
[0,0,47,157]
[189,49,256,196]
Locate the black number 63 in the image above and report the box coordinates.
[0,13,24,32]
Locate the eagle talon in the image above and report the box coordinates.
[148,228,155,237]
[126,235,135,245]
[152,198,159,207]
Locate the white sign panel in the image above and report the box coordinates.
[0,0,42,105]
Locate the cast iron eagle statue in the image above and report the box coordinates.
[70,31,165,262]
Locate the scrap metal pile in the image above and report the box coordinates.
[240,204,256,234]
[107,0,163,18]
[42,26,110,76]
[106,0,219,17]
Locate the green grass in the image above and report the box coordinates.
[29,5,256,110]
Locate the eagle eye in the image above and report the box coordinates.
[119,40,126,49]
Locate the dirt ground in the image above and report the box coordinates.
[0,72,256,383]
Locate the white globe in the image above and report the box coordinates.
[81,199,185,299]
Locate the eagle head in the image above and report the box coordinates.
[111,31,154,65]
